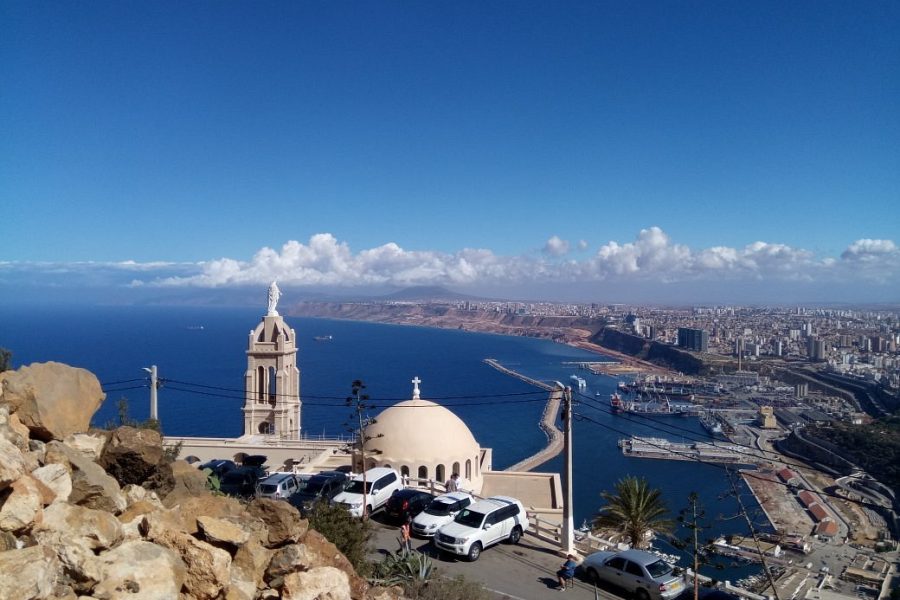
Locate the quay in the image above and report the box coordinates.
[483,358,565,472]
[620,436,752,464]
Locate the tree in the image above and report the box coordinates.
[592,476,672,549]
[345,379,383,519]
[674,492,716,600]
[0,347,11,372]
[307,501,373,576]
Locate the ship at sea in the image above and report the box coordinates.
[313,335,333,341]
[699,410,723,435]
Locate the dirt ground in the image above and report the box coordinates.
[742,469,814,537]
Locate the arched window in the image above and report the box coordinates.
[258,421,272,434]
[452,461,460,477]
[436,464,445,484]
[257,366,266,401]
[400,465,410,477]
[418,465,428,480]
[465,459,471,479]
[268,367,277,402]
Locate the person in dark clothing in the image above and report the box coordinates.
[557,554,577,591]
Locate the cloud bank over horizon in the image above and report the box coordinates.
[3,227,898,303]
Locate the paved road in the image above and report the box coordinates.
[368,515,617,600]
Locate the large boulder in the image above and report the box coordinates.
[198,515,251,546]
[300,529,369,600]
[93,540,186,600]
[0,544,61,600]
[148,525,233,599]
[159,460,210,506]
[281,566,351,600]
[229,538,273,600]
[247,498,308,547]
[35,502,123,551]
[0,475,45,532]
[99,426,163,486]
[0,362,104,441]
[31,463,72,504]
[0,435,26,492]
[45,441,126,514]
[63,432,107,461]
[0,405,30,451]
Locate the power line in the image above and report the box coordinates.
[100,378,146,386]
[102,384,148,394]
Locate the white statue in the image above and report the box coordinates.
[267,281,281,316]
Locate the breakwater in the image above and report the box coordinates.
[483,358,565,471]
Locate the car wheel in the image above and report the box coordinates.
[467,542,482,562]
[587,567,601,586]
[508,526,522,544]
[635,588,651,600]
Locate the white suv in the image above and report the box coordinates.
[412,491,473,538]
[333,467,403,518]
[434,495,528,561]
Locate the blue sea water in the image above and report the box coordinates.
[0,305,762,579]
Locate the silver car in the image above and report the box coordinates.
[582,549,684,600]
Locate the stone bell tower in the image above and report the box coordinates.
[242,282,302,439]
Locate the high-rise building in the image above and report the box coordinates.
[677,327,709,352]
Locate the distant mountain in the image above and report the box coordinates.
[380,286,488,302]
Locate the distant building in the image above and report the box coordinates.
[759,406,777,429]
[808,337,826,361]
[677,327,709,352]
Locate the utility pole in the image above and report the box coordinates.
[143,365,158,420]
[561,384,575,555]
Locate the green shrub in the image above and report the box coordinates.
[307,502,372,576]
[410,574,490,600]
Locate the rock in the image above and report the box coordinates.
[0,362,104,441]
[230,538,273,600]
[99,427,162,486]
[159,460,211,507]
[0,435,27,492]
[154,493,248,536]
[198,515,251,546]
[281,566,351,600]
[121,484,161,509]
[62,432,107,461]
[0,530,17,551]
[265,543,317,583]
[367,587,404,600]
[0,475,45,532]
[302,529,370,599]
[118,499,161,540]
[247,498,308,547]
[0,406,30,450]
[0,544,61,600]
[36,502,122,551]
[92,540,186,600]
[32,464,73,504]
[148,526,232,599]
[45,441,126,514]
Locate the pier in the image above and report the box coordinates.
[620,436,752,464]
[483,359,565,471]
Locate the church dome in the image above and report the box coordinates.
[364,397,479,465]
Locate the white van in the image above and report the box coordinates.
[332,467,403,518]
[434,496,528,561]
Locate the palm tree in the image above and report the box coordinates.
[592,476,672,549]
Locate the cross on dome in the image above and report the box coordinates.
[411,376,421,400]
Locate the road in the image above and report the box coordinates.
[368,515,616,599]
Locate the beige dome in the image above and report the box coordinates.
[364,398,479,464]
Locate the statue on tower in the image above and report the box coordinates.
[267,281,281,316]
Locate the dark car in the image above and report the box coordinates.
[385,489,435,523]
[219,466,266,498]
[288,471,349,515]
[199,459,237,478]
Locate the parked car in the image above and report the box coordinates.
[581,549,685,600]
[199,459,236,478]
[384,489,435,523]
[288,471,349,515]
[256,472,302,500]
[411,491,473,537]
[333,467,403,518]
[219,466,266,498]
[433,495,527,561]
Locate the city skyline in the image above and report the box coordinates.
[2,2,898,304]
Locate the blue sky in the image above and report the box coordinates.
[1,2,898,304]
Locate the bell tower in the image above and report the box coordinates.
[242,282,301,438]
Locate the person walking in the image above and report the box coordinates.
[445,472,460,492]
[399,516,412,552]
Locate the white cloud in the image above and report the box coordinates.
[6,230,899,296]
[542,236,570,257]
[576,240,588,251]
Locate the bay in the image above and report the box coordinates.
[0,304,762,579]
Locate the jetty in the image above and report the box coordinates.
[483,359,565,472]
[620,436,751,464]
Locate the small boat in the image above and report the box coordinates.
[313,335,333,341]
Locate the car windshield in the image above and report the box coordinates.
[222,473,246,484]
[258,484,278,494]
[425,501,455,516]
[645,559,672,579]
[345,480,372,494]
[454,509,485,528]
[302,481,326,495]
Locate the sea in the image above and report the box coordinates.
[0,304,765,579]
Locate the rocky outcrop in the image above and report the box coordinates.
[0,362,104,441]
[0,362,393,600]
